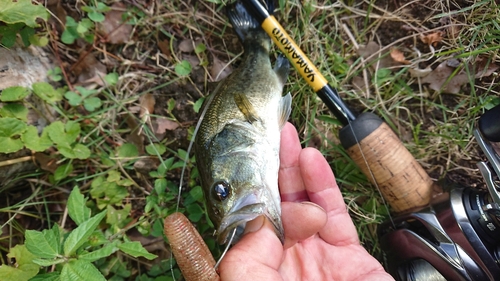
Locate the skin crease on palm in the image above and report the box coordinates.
[218,122,395,281]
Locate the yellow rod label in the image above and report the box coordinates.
[262,16,328,92]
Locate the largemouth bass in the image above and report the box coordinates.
[194,1,291,245]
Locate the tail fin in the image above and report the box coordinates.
[227,2,260,42]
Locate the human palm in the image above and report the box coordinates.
[219,123,394,281]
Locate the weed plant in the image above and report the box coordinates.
[0,0,498,280]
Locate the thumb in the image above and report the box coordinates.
[218,217,284,280]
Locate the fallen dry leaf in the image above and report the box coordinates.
[421,57,499,94]
[99,3,132,44]
[183,54,200,68]
[158,39,171,58]
[139,93,155,118]
[178,38,195,53]
[390,48,410,64]
[358,41,397,69]
[155,118,179,133]
[409,66,432,78]
[420,32,444,46]
[475,56,499,78]
[210,56,232,81]
[73,53,107,86]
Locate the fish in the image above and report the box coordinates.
[194,1,291,245]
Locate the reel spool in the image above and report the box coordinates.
[379,104,500,281]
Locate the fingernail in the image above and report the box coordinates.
[244,215,265,234]
[300,201,325,211]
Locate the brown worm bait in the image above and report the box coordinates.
[164,212,220,281]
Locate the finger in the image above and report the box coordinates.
[279,122,308,202]
[281,201,327,249]
[219,219,283,280]
[299,148,360,246]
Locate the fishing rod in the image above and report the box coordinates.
[242,0,435,213]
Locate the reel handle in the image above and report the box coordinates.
[339,113,435,213]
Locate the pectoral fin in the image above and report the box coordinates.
[279,92,292,129]
[234,93,259,123]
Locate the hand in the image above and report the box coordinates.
[219,123,394,281]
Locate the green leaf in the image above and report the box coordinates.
[28,33,49,47]
[154,178,167,194]
[88,11,105,22]
[75,86,97,98]
[61,260,106,281]
[145,143,166,156]
[174,60,192,76]
[0,137,23,153]
[0,0,49,27]
[107,170,121,182]
[25,227,60,259]
[0,103,29,121]
[83,96,102,111]
[187,203,203,222]
[19,26,34,46]
[0,25,17,47]
[64,91,83,106]
[63,210,106,256]
[61,28,78,44]
[46,121,69,146]
[29,272,60,281]
[48,67,63,82]
[0,244,39,281]
[0,117,27,137]
[32,257,65,266]
[0,86,30,101]
[192,97,205,113]
[32,82,63,103]
[106,204,132,228]
[72,143,91,159]
[54,162,73,181]
[68,186,91,225]
[104,72,119,85]
[117,143,138,158]
[78,241,118,262]
[58,143,91,160]
[194,43,206,54]
[0,117,27,153]
[118,241,158,260]
[65,121,81,144]
[21,126,52,152]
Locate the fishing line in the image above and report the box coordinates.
[214,228,237,270]
[169,91,216,281]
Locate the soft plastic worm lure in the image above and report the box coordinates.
[164,213,220,281]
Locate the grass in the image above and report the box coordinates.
[0,0,499,279]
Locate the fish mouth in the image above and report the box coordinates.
[217,193,284,245]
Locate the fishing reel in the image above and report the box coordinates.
[379,103,500,281]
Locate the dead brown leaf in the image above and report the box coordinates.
[210,56,232,81]
[358,41,397,69]
[139,93,155,118]
[178,38,195,53]
[34,152,57,173]
[155,118,179,133]
[73,53,107,86]
[420,32,444,46]
[98,3,132,44]
[390,48,410,64]
[421,57,498,94]
[158,39,171,58]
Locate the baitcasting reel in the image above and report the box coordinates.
[379,103,500,281]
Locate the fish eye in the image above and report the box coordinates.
[213,181,230,201]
